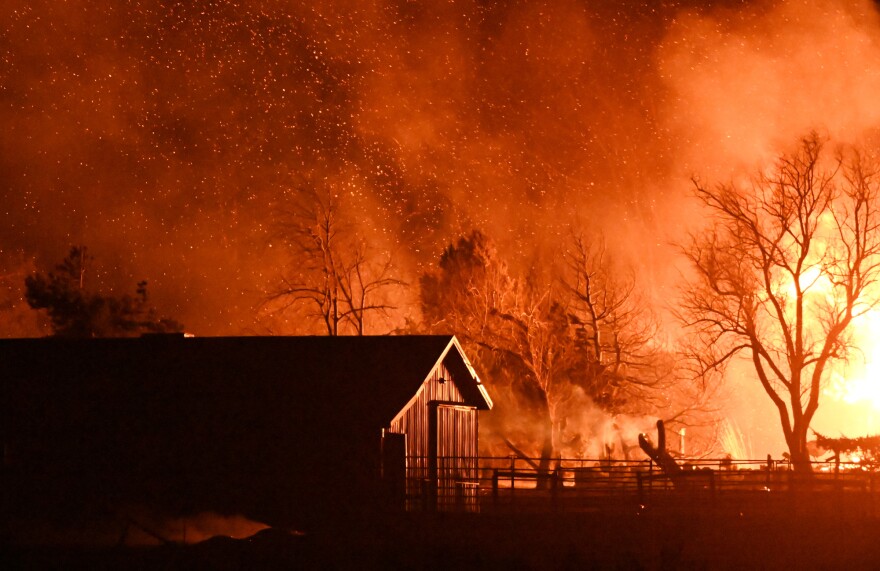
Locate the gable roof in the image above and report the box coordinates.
[0,334,491,433]
[0,335,492,523]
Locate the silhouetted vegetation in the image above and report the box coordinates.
[25,246,183,337]
[267,187,403,335]
[420,230,715,462]
[679,132,880,472]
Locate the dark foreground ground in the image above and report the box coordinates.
[7,506,880,570]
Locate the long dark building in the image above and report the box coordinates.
[0,335,492,528]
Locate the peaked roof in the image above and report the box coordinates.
[0,334,491,434]
[0,335,492,524]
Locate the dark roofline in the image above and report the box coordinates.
[447,336,493,409]
[388,335,492,426]
[0,334,492,422]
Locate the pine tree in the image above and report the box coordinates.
[25,246,183,338]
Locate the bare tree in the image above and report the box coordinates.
[268,187,402,336]
[563,233,667,407]
[420,231,571,467]
[563,233,717,456]
[489,285,572,464]
[679,133,880,471]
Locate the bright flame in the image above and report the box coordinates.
[828,309,880,411]
[770,236,880,434]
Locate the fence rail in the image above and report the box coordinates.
[403,455,880,515]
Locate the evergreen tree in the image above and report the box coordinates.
[25,246,183,338]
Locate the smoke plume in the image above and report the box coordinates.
[4,0,880,453]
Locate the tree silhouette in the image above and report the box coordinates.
[420,230,566,469]
[268,187,402,335]
[563,233,664,409]
[679,133,880,472]
[422,230,719,462]
[25,246,183,338]
[0,252,49,337]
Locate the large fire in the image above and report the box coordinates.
[827,310,880,419]
[789,267,880,438]
[1,0,880,465]
[794,240,880,430]
[735,203,880,449]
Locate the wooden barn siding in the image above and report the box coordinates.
[437,405,479,511]
[388,361,479,511]
[389,362,464,460]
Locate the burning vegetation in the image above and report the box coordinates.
[5,0,880,506]
[680,133,880,471]
[813,432,880,466]
[10,3,880,567]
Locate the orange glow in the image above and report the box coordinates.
[125,512,271,546]
[827,308,880,415]
[757,215,880,440]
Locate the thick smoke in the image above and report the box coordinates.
[659,0,880,176]
[4,0,880,453]
[0,0,731,333]
[657,0,880,455]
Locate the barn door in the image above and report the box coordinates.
[429,403,478,512]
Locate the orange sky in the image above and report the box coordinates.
[4,0,880,452]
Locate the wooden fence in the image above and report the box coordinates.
[405,455,880,516]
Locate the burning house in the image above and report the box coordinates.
[0,335,492,528]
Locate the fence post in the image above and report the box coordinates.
[509,455,516,491]
[551,467,559,512]
[421,478,430,513]
[637,471,644,506]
